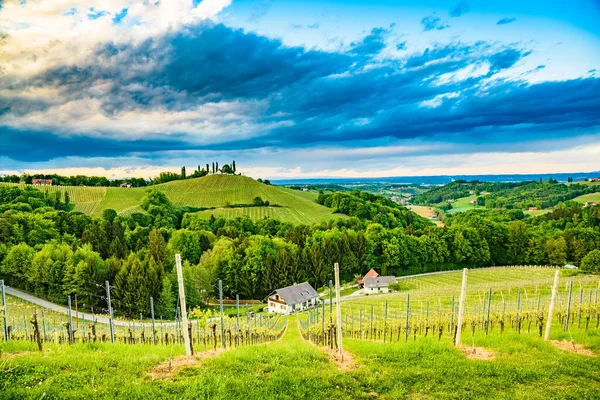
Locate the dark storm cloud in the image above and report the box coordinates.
[0,128,192,162]
[1,22,599,162]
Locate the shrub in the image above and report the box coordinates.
[581,249,600,274]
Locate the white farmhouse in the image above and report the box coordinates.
[363,276,397,294]
[266,282,319,315]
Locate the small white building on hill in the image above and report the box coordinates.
[363,276,397,294]
[266,282,319,315]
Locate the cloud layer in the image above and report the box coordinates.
[0,0,599,177]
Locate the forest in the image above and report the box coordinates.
[414,179,597,210]
[1,183,600,320]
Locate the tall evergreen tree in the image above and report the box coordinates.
[156,275,176,318]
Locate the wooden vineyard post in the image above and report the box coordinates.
[150,296,156,344]
[42,309,46,341]
[219,280,225,349]
[175,254,192,357]
[329,280,333,349]
[405,294,410,342]
[358,308,363,340]
[321,293,325,346]
[455,268,468,347]
[486,288,492,336]
[544,269,560,341]
[105,280,115,343]
[67,295,74,344]
[1,280,8,341]
[334,263,343,360]
[565,280,573,332]
[236,295,240,347]
[384,300,388,343]
[450,295,455,337]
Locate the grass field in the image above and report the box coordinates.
[2,299,600,399]
[409,205,444,227]
[0,176,341,224]
[572,192,600,204]
[445,194,481,214]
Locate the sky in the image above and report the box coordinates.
[0,0,599,179]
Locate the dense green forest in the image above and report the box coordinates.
[1,183,600,321]
[414,180,597,210]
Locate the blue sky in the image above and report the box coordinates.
[0,0,599,178]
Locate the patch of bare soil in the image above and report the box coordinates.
[458,345,495,360]
[148,349,226,380]
[550,340,595,356]
[322,346,358,370]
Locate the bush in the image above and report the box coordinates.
[581,249,600,274]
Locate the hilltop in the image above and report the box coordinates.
[0,175,342,224]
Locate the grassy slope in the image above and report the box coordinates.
[2,308,599,399]
[0,176,341,224]
[572,192,600,204]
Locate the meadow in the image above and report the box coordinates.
[0,175,341,224]
[573,192,600,204]
[2,267,599,399]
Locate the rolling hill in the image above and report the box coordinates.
[0,175,343,224]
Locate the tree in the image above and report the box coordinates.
[253,196,265,206]
[232,160,236,173]
[1,242,35,286]
[546,237,567,266]
[156,275,176,318]
[102,209,117,223]
[581,249,600,274]
[206,163,210,174]
[181,166,186,179]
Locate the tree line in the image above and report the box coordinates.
[0,161,239,188]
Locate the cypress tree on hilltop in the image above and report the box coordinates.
[233,160,236,173]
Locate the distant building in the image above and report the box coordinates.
[584,201,598,207]
[590,178,600,182]
[564,264,578,270]
[529,207,537,211]
[32,179,52,186]
[469,190,475,195]
[363,276,397,294]
[358,268,379,287]
[470,199,477,204]
[266,282,319,315]
[120,183,132,188]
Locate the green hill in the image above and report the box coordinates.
[0,175,343,224]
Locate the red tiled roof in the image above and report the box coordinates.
[363,269,379,280]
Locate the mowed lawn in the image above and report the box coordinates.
[2,314,599,399]
[0,176,342,224]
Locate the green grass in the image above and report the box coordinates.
[572,192,600,204]
[0,176,342,224]
[2,312,600,399]
[445,194,481,214]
